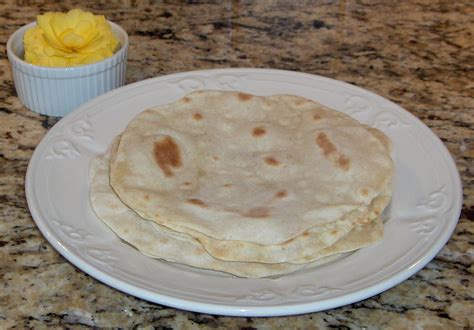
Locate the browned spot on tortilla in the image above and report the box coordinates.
[315,133,351,171]
[244,207,270,218]
[360,218,370,225]
[210,245,225,259]
[183,182,191,186]
[144,194,150,201]
[237,92,252,101]
[264,156,280,166]
[275,190,287,198]
[223,183,232,187]
[302,231,310,237]
[252,126,266,137]
[193,112,203,120]
[187,198,208,207]
[316,132,336,157]
[153,136,182,177]
[212,155,219,160]
[295,99,308,106]
[313,114,321,121]
[338,155,350,171]
[183,97,191,103]
[330,229,338,235]
[361,188,369,197]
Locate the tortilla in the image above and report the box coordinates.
[109,91,393,246]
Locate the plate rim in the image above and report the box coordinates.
[25,68,463,317]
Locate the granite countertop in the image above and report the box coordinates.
[1,0,472,328]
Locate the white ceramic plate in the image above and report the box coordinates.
[26,69,462,316]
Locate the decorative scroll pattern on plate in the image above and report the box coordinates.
[69,118,94,141]
[45,115,95,161]
[370,111,411,129]
[45,141,81,160]
[85,248,120,267]
[174,78,205,93]
[236,286,344,303]
[417,185,449,213]
[51,219,94,243]
[215,74,244,89]
[51,219,121,269]
[409,217,438,237]
[343,95,374,117]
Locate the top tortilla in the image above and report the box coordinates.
[110,91,393,245]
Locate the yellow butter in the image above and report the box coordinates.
[24,9,119,67]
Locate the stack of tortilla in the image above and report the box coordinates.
[89,91,394,278]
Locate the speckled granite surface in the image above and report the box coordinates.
[0,0,472,328]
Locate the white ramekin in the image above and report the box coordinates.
[7,21,128,117]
